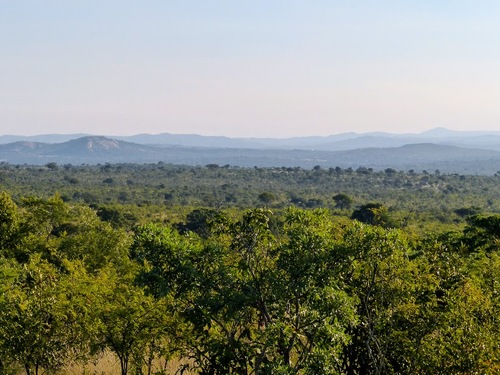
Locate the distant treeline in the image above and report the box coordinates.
[1,162,500,232]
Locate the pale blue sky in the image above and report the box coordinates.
[1,1,500,137]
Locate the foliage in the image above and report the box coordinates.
[332,193,353,210]
[133,209,357,374]
[351,203,393,227]
[0,191,20,258]
[2,164,500,230]
[94,268,174,375]
[0,256,96,375]
[1,165,500,374]
[175,208,228,239]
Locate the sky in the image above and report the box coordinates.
[1,1,500,138]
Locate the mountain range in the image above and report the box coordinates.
[1,128,500,174]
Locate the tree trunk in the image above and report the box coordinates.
[119,355,129,375]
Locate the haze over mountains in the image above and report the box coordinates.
[1,128,500,174]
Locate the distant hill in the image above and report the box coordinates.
[3,128,500,152]
[0,134,91,144]
[0,136,160,164]
[43,137,156,158]
[1,135,500,174]
[417,127,500,138]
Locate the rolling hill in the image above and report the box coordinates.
[1,135,500,174]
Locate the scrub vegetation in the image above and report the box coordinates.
[1,163,500,374]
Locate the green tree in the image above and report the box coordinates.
[95,268,173,375]
[258,191,276,205]
[408,234,500,374]
[16,195,131,272]
[133,209,357,374]
[0,258,21,373]
[0,191,20,257]
[175,208,228,239]
[271,208,357,373]
[0,256,94,375]
[332,193,353,210]
[339,222,429,374]
[351,202,393,227]
[45,162,58,171]
[462,214,500,252]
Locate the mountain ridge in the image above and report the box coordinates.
[1,134,500,174]
[3,128,500,152]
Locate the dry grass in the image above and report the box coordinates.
[59,352,194,374]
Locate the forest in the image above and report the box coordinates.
[1,162,500,374]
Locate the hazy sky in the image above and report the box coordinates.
[2,1,500,137]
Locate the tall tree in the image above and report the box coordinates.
[0,256,96,375]
[133,209,358,374]
[0,191,20,258]
[95,268,173,375]
[339,222,428,374]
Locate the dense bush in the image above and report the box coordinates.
[0,190,499,374]
[1,164,500,374]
